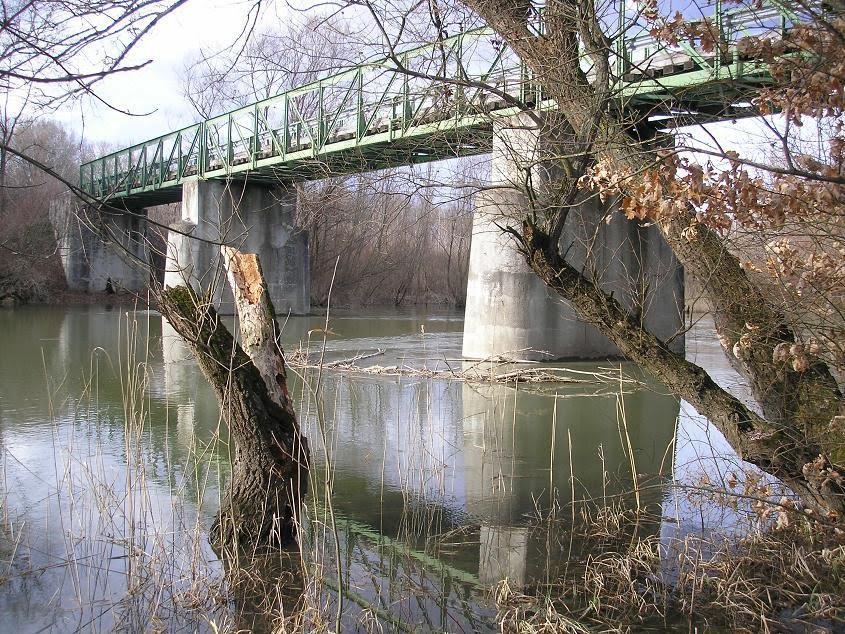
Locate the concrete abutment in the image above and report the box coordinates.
[50,197,150,293]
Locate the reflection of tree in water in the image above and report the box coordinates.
[0,307,686,629]
[224,551,304,634]
[295,368,678,589]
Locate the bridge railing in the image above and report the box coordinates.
[618,0,809,80]
[79,0,814,202]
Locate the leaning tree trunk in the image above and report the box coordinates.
[158,247,309,554]
[460,0,845,517]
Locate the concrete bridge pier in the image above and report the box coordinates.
[50,197,149,293]
[164,180,309,315]
[462,116,684,361]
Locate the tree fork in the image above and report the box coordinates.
[158,248,309,554]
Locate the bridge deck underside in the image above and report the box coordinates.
[113,124,494,208]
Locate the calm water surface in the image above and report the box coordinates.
[0,305,747,632]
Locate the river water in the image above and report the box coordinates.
[0,305,752,632]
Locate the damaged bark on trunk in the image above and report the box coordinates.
[158,247,309,553]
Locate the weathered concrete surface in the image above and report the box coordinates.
[164,180,309,315]
[462,116,684,360]
[50,197,149,293]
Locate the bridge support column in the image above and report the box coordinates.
[164,180,309,315]
[50,196,149,293]
[462,116,684,361]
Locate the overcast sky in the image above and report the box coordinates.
[55,0,277,148]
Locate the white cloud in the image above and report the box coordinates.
[64,0,284,146]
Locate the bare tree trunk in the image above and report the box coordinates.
[462,0,845,516]
[518,223,845,515]
[0,145,7,218]
[158,248,309,554]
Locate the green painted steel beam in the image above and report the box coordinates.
[79,0,818,206]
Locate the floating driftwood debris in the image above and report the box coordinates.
[286,348,642,386]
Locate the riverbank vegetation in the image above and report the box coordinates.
[0,120,80,304]
[496,505,845,631]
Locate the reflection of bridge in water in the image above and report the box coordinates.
[53,0,812,361]
[307,372,678,587]
[160,314,680,590]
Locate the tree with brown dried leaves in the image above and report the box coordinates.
[351,0,845,515]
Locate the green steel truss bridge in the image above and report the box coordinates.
[80,0,812,208]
